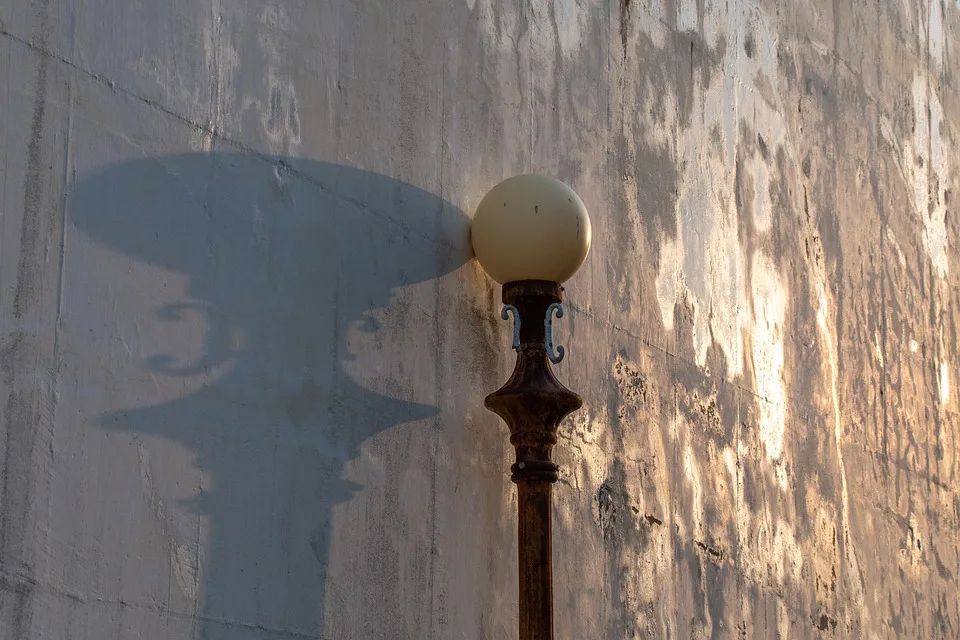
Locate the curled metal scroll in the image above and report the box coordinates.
[501,305,521,350]
[545,303,565,364]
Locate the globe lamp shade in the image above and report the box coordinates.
[471,174,591,284]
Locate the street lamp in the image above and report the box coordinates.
[471,174,592,640]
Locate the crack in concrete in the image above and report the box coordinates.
[0,564,327,639]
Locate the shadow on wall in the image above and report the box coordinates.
[71,153,471,638]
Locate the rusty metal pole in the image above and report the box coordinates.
[484,280,583,640]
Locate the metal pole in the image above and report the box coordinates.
[485,280,582,640]
[516,481,554,640]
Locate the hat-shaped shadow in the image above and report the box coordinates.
[71,153,471,638]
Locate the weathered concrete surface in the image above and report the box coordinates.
[0,0,957,638]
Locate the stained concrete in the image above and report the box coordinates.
[1,0,958,638]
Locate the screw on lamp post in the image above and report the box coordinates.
[471,174,592,640]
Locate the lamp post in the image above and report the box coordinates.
[471,175,592,640]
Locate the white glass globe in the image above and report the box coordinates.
[471,174,591,284]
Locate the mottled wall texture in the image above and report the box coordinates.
[0,0,957,638]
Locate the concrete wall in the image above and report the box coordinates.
[1,0,957,637]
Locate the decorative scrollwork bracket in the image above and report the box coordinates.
[502,304,521,350]
[545,303,565,364]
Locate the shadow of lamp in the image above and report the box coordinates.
[471,175,592,640]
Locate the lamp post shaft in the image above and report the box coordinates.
[517,482,554,640]
[484,281,582,640]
